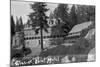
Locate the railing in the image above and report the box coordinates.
[24,31,81,40]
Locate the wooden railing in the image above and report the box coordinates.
[24,31,81,40]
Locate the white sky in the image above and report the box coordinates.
[11,1,58,24]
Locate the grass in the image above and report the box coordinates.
[39,37,95,62]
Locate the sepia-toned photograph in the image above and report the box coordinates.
[10,0,95,66]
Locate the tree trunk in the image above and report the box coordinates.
[40,26,44,51]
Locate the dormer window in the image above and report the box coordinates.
[48,19,57,27]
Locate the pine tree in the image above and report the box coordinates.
[81,5,95,21]
[54,4,74,34]
[26,19,31,27]
[15,17,23,32]
[19,17,25,50]
[54,4,70,22]
[76,5,95,23]
[28,2,49,51]
[70,5,77,27]
[15,17,25,50]
[19,17,23,31]
[11,15,15,45]
[11,15,15,36]
[15,17,20,32]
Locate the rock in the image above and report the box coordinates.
[85,28,95,40]
[61,56,71,63]
[87,48,95,61]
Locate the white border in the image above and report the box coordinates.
[0,0,99,67]
[12,0,96,5]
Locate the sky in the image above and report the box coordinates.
[11,1,58,24]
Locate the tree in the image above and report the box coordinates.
[81,5,95,21]
[53,4,69,34]
[11,15,15,36]
[19,17,24,31]
[15,17,20,32]
[19,17,25,49]
[54,4,69,21]
[28,2,49,51]
[26,19,32,28]
[11,15,15,45]
[49,4,80,46]
[70,5,77,27]
[15,17,25,49]
[76,5,95,24]
[53,4,78,34]
[49,4,69,46]
[15,17,24,31]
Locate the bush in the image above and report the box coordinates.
[11,47,32,59]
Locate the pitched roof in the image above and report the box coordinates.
[69,21,92,33]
